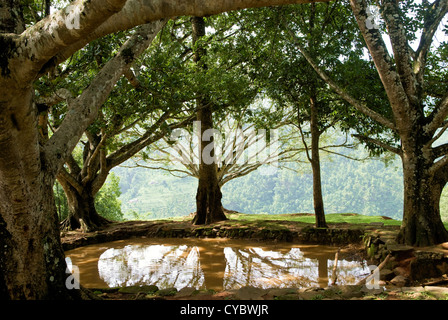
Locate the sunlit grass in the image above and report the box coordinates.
[226,212,402,226]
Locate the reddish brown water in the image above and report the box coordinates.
[65,237,369,291]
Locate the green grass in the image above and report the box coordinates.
[169,212,448,230]
[225,212,402,226]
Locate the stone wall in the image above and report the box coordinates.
[363,233,448,285]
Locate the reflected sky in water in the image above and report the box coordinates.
[66,238,369,291]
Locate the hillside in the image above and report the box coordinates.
[113,154,408,221]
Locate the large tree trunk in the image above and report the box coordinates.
[397,150,448,246]
[0,2,80,300]
[59,181,110,232]
[0,98,78,298]
[0,12,164,298]
[309,96,327,228]
[191,16,227,225]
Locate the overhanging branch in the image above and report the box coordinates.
[282,19,396,131]
[352,134,402,156]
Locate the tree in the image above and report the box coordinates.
[191,16,228,225]
[288,0,448,246]
[43,28,194,232]
[0,2,165,299]
[233,3,364,228]
[281,3,362,229]
[3,0,321,299]
[136,109,302,187]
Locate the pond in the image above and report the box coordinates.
[65,237,370,291]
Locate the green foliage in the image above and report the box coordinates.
[114,144,404,221]
[54,181,69,221]
[114,165,197,220]
[55,173,124,222]
[94,173,124,221]
[34,3,447,228]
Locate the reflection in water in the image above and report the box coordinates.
[98,244,204,289]
[66,238,369,291]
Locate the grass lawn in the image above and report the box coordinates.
[170,212,403,227]
[225,212,403,226]
[168,212,448,231]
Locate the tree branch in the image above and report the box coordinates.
[349,0,410,132]
[65,153,82,177]
[425,93,448,137]
[35,88,73,106]
[429,154,448,177]
[45,0,331,72]
[106,111,193,169]
[283,19,396,131]
[17,0,128,81]
[82,130,107,185]
[415,0,448,85]
[381,0,418,104]
[432,143,448,161]
[352,134,402,156]
[42,20,165,177]
[56,167,83,194]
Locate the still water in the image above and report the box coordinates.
[65,237,369,291]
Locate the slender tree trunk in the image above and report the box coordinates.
[191,16,227,225]
[310,96,327,228]
[397,150,448,246]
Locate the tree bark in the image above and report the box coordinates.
[56,128,112,232]
[193,106,228,225]
[191,16,227,225]
[396,149,448,246]
[0,0,25,33]
[0,170,81,299]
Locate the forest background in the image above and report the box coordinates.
[54,145,448,223]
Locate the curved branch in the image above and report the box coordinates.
[18,0,128,80]
[425,93,448,136]
[82,131,107,185]
[48,0,332,70]
[415,0,448,85]
[352,134,402,156]
[57,167,83,194]
[349,0,410,132]
[381,0,418,103]
[432,143,448,161]
[283,21,396,131]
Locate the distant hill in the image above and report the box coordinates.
[113,152,408,221]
